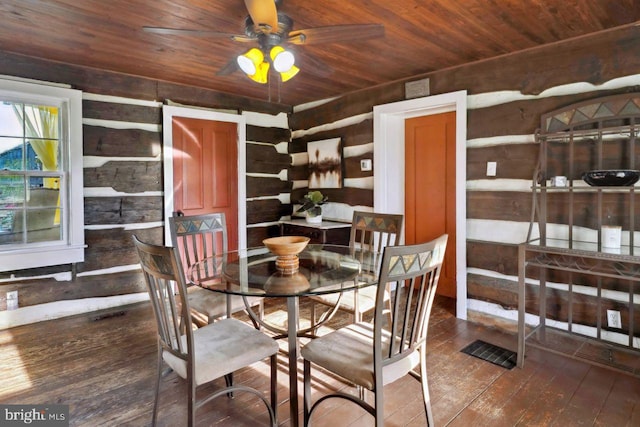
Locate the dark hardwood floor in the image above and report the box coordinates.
[0,296,638,426]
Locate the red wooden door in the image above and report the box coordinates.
[172,117,239,250]
[405,112,456,298]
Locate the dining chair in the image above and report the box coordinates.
[309,211,403,327]
[132,235,278,427]
[169,212,264,328]
[302,234,448,427]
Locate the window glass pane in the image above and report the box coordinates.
[0,210,16,235]
[0,137,25,171]
[0,209,21,243]
[0,174,25,203]
[27,184,59,207]
[26,139,59,174]
[8,184,62,244]
[26,142,43,171]
[0,175,24,243]
[25,207,61,243]
[23,104,59,140]
[0,102,24,137]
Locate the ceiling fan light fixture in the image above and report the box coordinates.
[270,45,295,72]
[249,61,270,84]
[279,65,299,82]
[237,47,264,75]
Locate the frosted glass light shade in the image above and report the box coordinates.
[279,65,299,82]
[249,61,270,84]
[237,48,264,75]
[270,45,295,72]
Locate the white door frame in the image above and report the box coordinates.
[373,90,468,319]
[162,105,247,250]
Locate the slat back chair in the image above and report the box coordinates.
[310,211,404,326]
[302,234,448,427]
[350,211,403,269]
[171,212,227,279]
[169,213,264,327]
[133,235,278,427]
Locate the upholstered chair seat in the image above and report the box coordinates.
[163,318,278,386]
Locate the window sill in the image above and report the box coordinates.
[0,244,85,272]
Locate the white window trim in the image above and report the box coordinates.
[0,79,84,271]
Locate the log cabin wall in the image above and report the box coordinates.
[289,25,640,336]
[2,24,640,333]
[244,112,294,247]
[0,51,291,327]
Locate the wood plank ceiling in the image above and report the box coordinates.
[1,0,639,106]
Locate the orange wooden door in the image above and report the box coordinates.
[172,117,239,251]
[405,111,456,297]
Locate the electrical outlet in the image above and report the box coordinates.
[607,309,622,328]
[6,290,18,311]
[360,159,372,172]
[486,161,497,177]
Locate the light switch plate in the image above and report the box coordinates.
[486,161,497,177]
[6,290,18,311]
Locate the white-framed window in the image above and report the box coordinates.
[0,78,84,272]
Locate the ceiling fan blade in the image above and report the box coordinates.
[288,24,384,45]
[218,48,331,78]
[244,0,279,32]
[143,26,245,39]
[230,34,259,43]
[216,58,240,76]
[295,50,333,78]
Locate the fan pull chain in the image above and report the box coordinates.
[278,78,282,104]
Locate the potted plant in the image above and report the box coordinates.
[295,190,328,224]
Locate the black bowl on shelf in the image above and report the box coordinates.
[581,170,640,187]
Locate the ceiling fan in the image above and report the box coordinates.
[143,0,384,83]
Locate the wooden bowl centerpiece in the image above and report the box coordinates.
[262,236,310,274]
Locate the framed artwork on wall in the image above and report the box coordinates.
[307,137,343,189]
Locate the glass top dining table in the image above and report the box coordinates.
[187,243,381,427]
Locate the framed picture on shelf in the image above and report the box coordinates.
[307,137,343,189]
